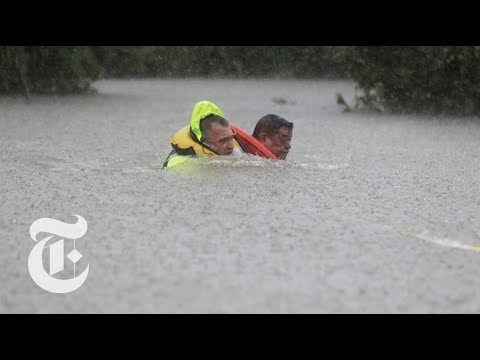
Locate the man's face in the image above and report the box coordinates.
[259,127,292,160]
[203,122,235,155]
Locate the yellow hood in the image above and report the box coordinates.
[190,101,225,142]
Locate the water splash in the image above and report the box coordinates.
[296,154,352,170]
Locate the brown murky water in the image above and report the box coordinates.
[1,79,480,313]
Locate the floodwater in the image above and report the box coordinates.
[1,78,480,313]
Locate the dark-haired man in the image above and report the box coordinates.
[252,114,293,160]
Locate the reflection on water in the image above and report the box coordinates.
[2,79,480,313]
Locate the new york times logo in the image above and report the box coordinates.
[28,215,90,294]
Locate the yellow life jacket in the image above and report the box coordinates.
[163,125,243,169]
[163,100,243,169]
[170,125,217,157]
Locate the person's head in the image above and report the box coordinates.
[200,115,235,155]
[252,114,293,160]
[190,100,235,155]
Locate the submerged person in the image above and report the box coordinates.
[252,114,293,160]
[162,101,244,169]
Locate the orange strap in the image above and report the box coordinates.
[230,123,278,160]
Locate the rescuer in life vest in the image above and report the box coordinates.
[162,100,244,169]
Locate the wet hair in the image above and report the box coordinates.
[252,114,293,138]
[200,114,229,142]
